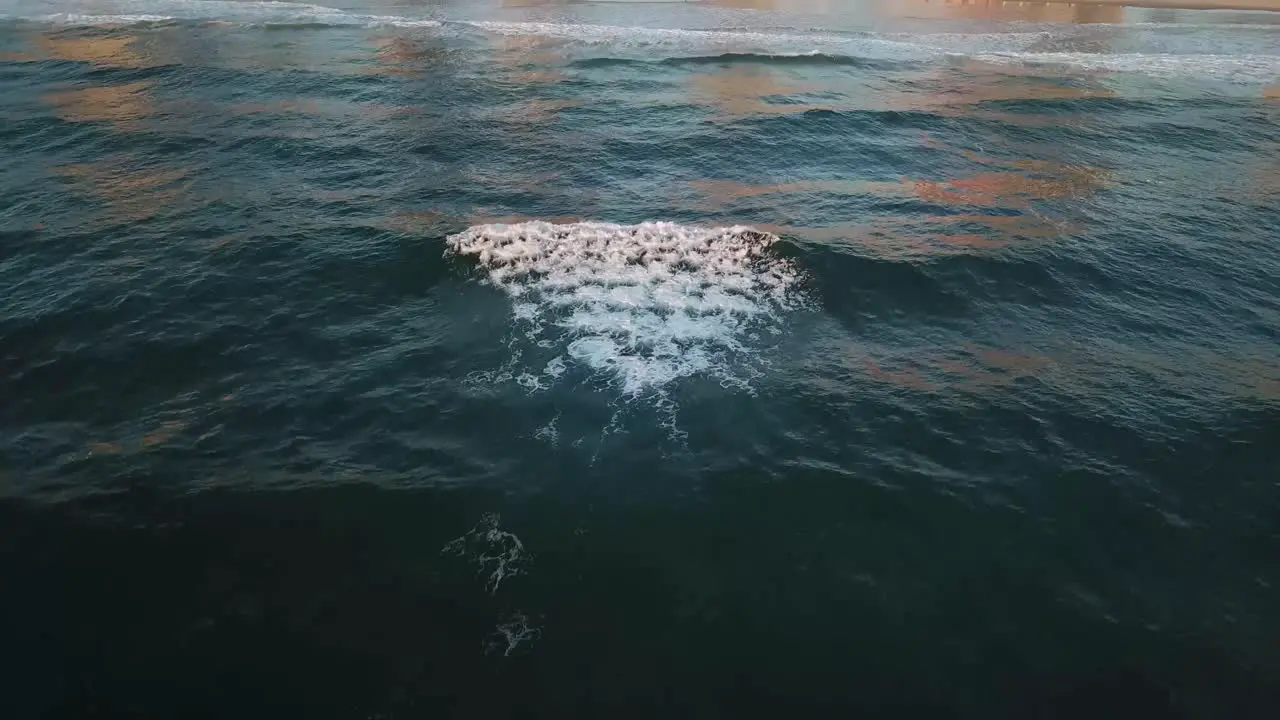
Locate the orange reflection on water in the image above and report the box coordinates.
[87,442,124,456]
[862,357,937,392]
[954,65,1114,105]
[504,69,567,85]
[35,34,156,69]
[914,145,1108,209]
[935,233,1009,248]
[45,80,154,128]
[846,223,1012,257]
[1091,346,1280,404]
[142,420,187,447]
[486,32,571,87]
[53,160,190,225]
[963,343,1054,374]
[914,170,1099,208]
[886,60,1115,128]
[490,37,567,81]
[858,342,1056,395]
[1256,376,1280,401]
[691,67,832,121]
[84,417,189,458]
[360,35,449,77]
[759,212,1070,260]
[688,149,1090,254]
[491,98,583,125]
[752,221,1002,258]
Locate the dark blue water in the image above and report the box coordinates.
[2,0,1279,717]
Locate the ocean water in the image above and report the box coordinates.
[1,0,1278,716]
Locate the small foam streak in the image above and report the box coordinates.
[485,611,541,657]
[447,221,804,398]
[442,513,528,595]
[976,51,1280,82]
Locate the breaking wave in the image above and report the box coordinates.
[6,8,1276,83]
[13,1,442,28]
[446,221,807,398]
[571,51,909,70]
[976,51,1280,83]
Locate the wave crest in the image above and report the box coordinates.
[447,221,806,397]
[20,1,443,29]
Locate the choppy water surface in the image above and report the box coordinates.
[2,0,1278,716]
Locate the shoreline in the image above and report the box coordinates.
[1072,0,1280,10]
[871,0,1280,23]
[890,0,1280,13]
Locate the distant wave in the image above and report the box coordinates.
[572,51,910,70]
[456,20,943,58]
[462,20,827,46]
[6,6,1277,84]
[9,1,442,29]
[31,14,179,27]
[1125,21,1280,30]
[977,51,1280,83]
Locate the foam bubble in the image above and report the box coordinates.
[442,513,528,595]
[485,611,541,657]
[533,412,560,446]
[447,221,805,398]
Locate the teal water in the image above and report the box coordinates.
[1,1,1279,717]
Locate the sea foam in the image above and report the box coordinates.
[447,221,806,398]
[25,1,442,28]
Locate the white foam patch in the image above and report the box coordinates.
[975,51,1280,83]
[463,20,935,59]
[458,20,1280,82]
[36,13,177,25]
[533,412,560,446]
[447,221,805,398]
[886,30,1062,53]
[442,513,528,595]
[485,611,541,657]
[467,20,819,45]
[19,1,441,28]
